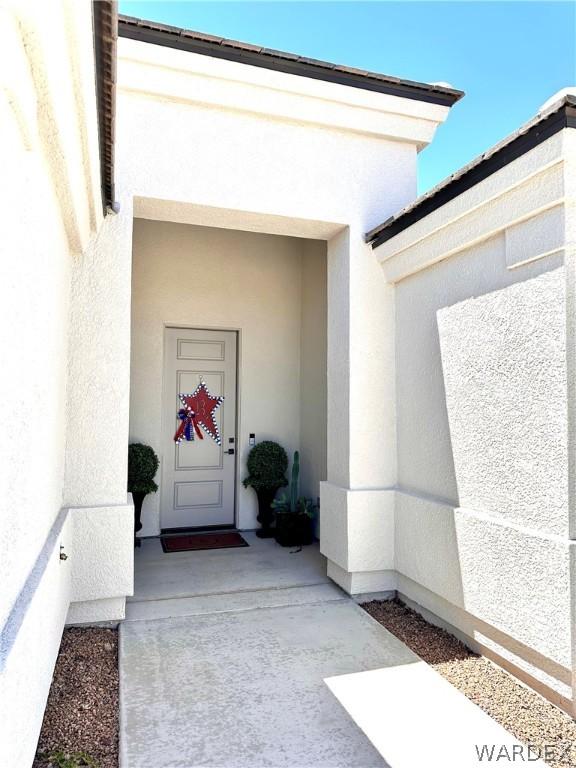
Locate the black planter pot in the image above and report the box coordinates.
[132,491,146,546]
[255,488,279,538]
[274,513,314,547]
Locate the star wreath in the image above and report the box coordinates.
[173,381,224,445]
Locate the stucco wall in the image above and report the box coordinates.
[0,1,119,765]
[0,84,71,635]
[0,0,103,641]
[118,37,446,232]
[438,267,567,535]
[63,198,135,623]
[0,513,72,768]
[396,236,564,507]
[64,204,134,508]
[383,127,575,709]
[130,220,327,533]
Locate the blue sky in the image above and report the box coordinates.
[119,2,576,193]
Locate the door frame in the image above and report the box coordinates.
[161,323,241,532]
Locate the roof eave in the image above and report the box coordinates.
[93,0,118,213]
[367,95,576,249]
[117,15,464,108]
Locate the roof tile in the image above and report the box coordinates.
[260,47,300,62]
[180,29,223,44]
[220,39,263,53]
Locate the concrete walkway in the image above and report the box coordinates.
[120,534,546,768]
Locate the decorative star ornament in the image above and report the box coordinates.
[174,381,224,445]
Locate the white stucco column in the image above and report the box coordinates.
[320,226,396,594]
[63,193,135,623]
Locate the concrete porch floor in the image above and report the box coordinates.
[120,533,544,768]
[130,532,330,602]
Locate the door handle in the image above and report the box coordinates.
[225,448,235,455]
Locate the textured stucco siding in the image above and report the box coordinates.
[395,494,573,685]
[0,116,71,633]
[64,203,134,509]
[0,515,72,768]
[395,236,564,507]
[320,484,395,576]
[119,88,417,235]
[438,268,567,535]
[385,130,574,709]
[0,3,133,765]
[67,504,134,610]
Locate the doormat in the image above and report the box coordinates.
[161,531,249,553]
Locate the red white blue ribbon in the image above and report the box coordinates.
[173,407,203,443]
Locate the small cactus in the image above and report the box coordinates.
[290,451,300,512]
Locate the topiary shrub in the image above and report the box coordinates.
[242,441,288,493]
[128,443,159,495]
[242,441,288,538]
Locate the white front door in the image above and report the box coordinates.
[161,327,237,530]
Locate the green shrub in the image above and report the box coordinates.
[272,495,316,519]
[127,443,159,494]
[43,751,98,768]
[242,441,288,493]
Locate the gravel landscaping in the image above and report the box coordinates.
[363,599,576,768]
[34,628,119,768]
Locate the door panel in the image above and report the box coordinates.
[161,328,237,530]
